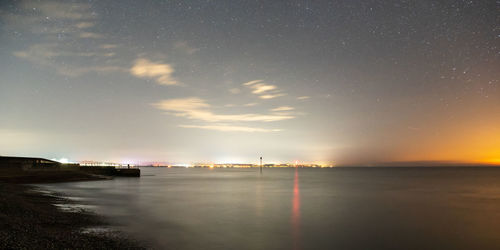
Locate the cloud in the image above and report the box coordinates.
[174,41,200,55]
[130,58,179,85]
[13,43,124,76]
[260,94,286,99]
[58,65,124,76]
[75,22,95,29]
[1,1,94,35]
[154,97,208,110]
[4,1,120,77]
[179,124,281,132]
[13,43,107,58]
[79,32,103,38]
[21,1,95,20]
[271,106,294,112]
[244,103,258,107]
[242,80,285,99]
[243,80,263,86]
[99,44,118,49]
[297,96,310,100]
[103,52,116,57]
[229,88,241,94]
[243,80,276,94]
[251,84,277,94]
[152,97,295,122]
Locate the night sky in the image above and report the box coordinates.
[0,0,499,165]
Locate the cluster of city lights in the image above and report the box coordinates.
[51,158,335,168]
[78,160,135,167]
[159,163,334,168]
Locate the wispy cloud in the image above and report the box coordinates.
[242,80,285,99]
[99,44,118,49]
[130,58,179,86]
[229,88,241,94]
[260,93,286,99]
[297,96,310,100]
[243,80,276,94]
[75,22,95,29]
[3,1,123,77]
[174,41,200,55]
[2,1,97,32]
[243,80,262,86]
[250,84,276,94]
[271,106,294,112]
[21,1,96,20]
[79,32,103,38]
[12,43,124,76]
[153,97,294,122]
[179,124,281,132]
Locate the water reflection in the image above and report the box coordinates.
[291,167,301,250]
[255,177,263,217]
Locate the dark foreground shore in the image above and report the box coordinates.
[0,169,111,184]
[0,178,145,249]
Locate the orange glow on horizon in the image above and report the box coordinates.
[482,158,500,165]
[375,116,500,166]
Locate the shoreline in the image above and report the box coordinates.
[0,176,146,249]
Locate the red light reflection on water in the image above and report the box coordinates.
[291,167,301,250]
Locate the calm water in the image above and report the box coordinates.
[39,167,500,249]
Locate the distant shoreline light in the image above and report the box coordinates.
[72,159,336,168]
[78,160,135,167]
[147,163,335,168]
[73,161,335,168]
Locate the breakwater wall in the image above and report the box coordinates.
[78,166,140,177]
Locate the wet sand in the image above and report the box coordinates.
[0,176,145,249]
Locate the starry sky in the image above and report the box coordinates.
[0,0,499,166]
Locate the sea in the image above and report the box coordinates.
[38,167,500,250]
